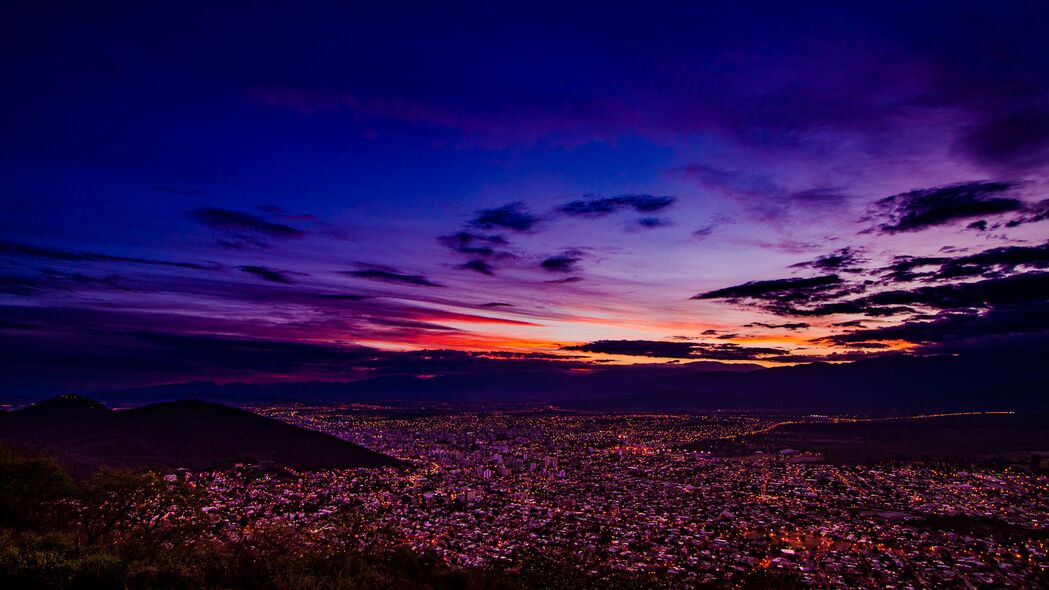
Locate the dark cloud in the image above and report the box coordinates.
[0,319,38,330]
[787,188,849,206]
[869,271,1049,310]
[366,317,460,333]
[437,231,509,257]
[823,302,1049,349]
[190,208,305,247]
[790,248,867,272]
[804,271,1049,321]
[744,322,810,330]
[799,303,915,318]
[1,268,130,295]
[546,276,583,284]
[967,220,988,231]
[691,225,715,240]
[469,202,540,232]
[237,265,295,284]
[561,340,697,359]
[540,250,584,273]
[314,293,368,301]
[694,248,1049,322]
[701,242,1049,323]
[557,194,675,217]
[753,240,824,255]
[439,232,516,275]
[341,267,444,288]
[459,259,495,276]
[478,351,587,361]
[692,275,844,307]
[960,108,1049,171]
[1004,199,1049,228]
[884,241,1049,283]
[443,195,674,278]
[340,262,445,288]
[636,216,671,229]
[190,208,304,237]
[479,302,513,308]
[867,181,1023,234]
[0,274,44,296]
[692,270,939,317]
[0,240,212,270]
[562,339,787,360]
[257,205,318,222]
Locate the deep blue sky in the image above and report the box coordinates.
[2,1,1049,392]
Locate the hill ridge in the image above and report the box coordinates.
[0,396,402,476]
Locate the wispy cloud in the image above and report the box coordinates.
[237,265,296,284]
[540,250,584,273]
[342,266,444,288]
[190,208,306,247]
[1,240,213,270]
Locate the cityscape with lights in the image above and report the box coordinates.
[213,407,1044,587]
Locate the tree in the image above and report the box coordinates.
[0,444,75,530]
[74,470,205,550]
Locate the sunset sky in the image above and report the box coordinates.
[3,2,1048,391]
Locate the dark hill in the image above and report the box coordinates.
[14,393,111,419]
[735,414,1049,464]
[0,396,401,476]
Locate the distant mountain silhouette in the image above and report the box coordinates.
[573,351,1049,412]
[92,362,765,405]
[45,346,1049,413]
[0,395,402,476]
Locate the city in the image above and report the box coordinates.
[171,408,1047,587]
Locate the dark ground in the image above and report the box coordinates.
[743,413,1049,465]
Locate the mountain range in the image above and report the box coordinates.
[72,347,1049,413]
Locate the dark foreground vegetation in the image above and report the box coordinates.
[0,445,803,590]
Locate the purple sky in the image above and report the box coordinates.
[2,2,1049,392]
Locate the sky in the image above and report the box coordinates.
[2,1,1049,392]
